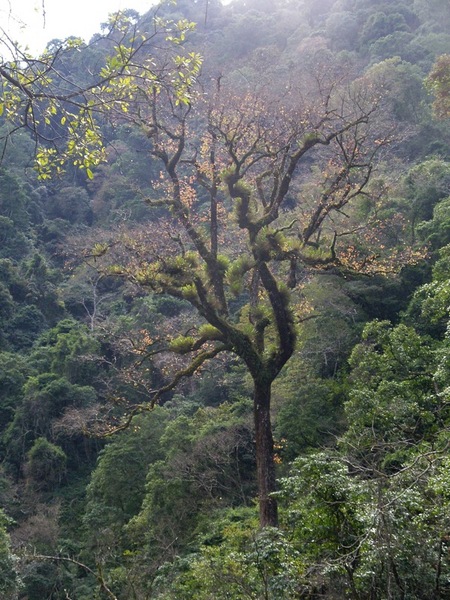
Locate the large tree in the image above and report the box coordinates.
[96,61,399,526]
[0,10,403,527]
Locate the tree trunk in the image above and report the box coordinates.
[253,378,278,527]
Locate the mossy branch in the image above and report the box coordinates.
[150,344,230,405]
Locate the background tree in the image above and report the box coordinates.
[427,54,450,119]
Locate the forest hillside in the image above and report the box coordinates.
[1,0,450,598]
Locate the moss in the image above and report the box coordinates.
[181,284,198,301]
[278,282,291,308]
[221,166,237,185]
[163,255,196,276]
[230,279,243,296]
[206,254,230,280]
[216,254,230,272]
[252,305,272,323]
[254,230,272,261]
[169,336,195,354]
[134,265,153,285]
[226,257,254,295]
[302,132,321,146]
[198,324,222,340]
[233,180,251,200]
[184,251,199,267]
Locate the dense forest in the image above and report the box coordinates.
[1,0,450,597]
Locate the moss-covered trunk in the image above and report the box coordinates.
[253,377,278,527]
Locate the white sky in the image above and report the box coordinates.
[0,0,158,54]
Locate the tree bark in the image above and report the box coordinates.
[253,377,278,527]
